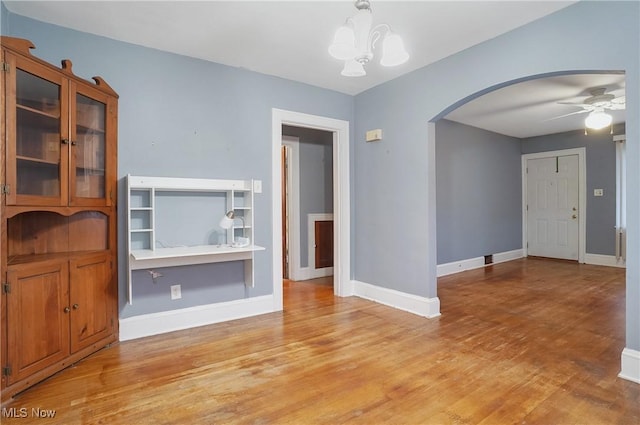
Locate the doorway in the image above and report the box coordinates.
[271,109,351,311]
[281,128,334,282]
[522,148,586,262]
[526,154,579,260]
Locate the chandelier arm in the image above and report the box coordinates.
[369,23,391,51]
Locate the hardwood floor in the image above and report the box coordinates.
[2,258,639,424]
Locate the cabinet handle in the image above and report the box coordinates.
[64,307,71,313]
[71,141,77,146]
[61,139,70,145]
[73,303,79,310]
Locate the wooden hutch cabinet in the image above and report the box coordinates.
[0,37,118,401]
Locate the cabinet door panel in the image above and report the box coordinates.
[69,82,114,207]
[69,253,113,353]
[6,263,70,385]
[4,52,69,206]
[315,220,334,269]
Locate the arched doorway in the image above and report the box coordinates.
[428,70,635,383]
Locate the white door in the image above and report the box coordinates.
[526,154,579,260]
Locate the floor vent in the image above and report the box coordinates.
[484,254,493,265]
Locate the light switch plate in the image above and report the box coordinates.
[170,284,181,300]
[254,180,262,193]
[594,189,604,197]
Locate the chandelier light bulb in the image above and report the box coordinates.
[341,59,366,77]
[585,110,612,130]
[380,32,409,67]
[329,25,357,60]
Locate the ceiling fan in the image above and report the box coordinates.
[549,87,625,130]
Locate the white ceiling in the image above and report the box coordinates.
[3,1,576,95]
[446,73,626,138]
[5,1,624,138]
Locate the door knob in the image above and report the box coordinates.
[572,214,577,219]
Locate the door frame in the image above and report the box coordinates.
[521,147,586,263]
[272,109,351,310]
[281,137,302,280]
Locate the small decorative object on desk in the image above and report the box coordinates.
[233,237,250,248]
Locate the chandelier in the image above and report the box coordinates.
[328,0,409,77]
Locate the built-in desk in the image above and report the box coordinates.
[126,175,262,304]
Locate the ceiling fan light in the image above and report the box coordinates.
[341,59,366,77]
[380,32,409,67]
[329,25,357,60]
[585,110,612,130]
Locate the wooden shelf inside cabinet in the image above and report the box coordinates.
[126,175,262,304]
[17,155,59,165]
[17,103,60,120]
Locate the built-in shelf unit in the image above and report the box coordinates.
[126,175,264,304]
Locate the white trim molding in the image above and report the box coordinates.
[619,348,640,384]
[119,295,275,341]
[584,253,626,268]
[437,249,524,277]
[352,280,441,318]
[281,137,303,281]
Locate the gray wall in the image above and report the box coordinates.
[436,119,623,263]
[522,124,624,256]
[282,126,333,268]
[0,2,8,32]
[353,1,639,349]
[436,119,522,264]
[2,11,353,318]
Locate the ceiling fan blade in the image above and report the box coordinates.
[612,95,626,104]
[557,101,591,107]
[608,104,626,110]
[542,109,589,121]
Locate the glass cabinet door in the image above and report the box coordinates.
[4,52,114,207]
[7,55,69,205]
[71,92,106,202]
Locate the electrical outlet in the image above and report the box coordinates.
[170,284,181,300]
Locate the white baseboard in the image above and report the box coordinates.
[290,266,311,281]
[352,280,440,318]
[619,348,640,384]
[309,266,334,279]
[584,253,626,268]
[289,266,333,281]
[437,249,524,277]
[119,295,276,341]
